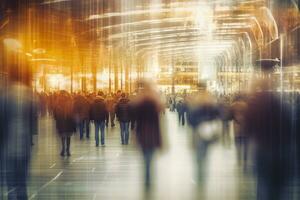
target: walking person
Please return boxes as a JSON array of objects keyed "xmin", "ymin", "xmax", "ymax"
[
  {"xmin": 132, "ymin": 80, "xmax": 163, "ymax": 188},
  {"xmin": 73, "ymin": 94, "xmax": 91, "ymax": 139},
  {"xmin": 187, "ymin": 88, "xmax": 221, "ymax": 183},
  {"xmin": 243, "ymin": 79, "xmax": 292, "ymax": 200},
  {"xmin": 53, "ymin": 91, "xmax": 76, "ymax": 156},
  {"xmin": 176, "ymin": 100, "xmax": 186, "ymax": 126},
  {"xmin": 1, "ymin": 56, "xmax": 38, "ymax": 199},
  {"xmin": 90, "ymin": 94, "xmax": 108, "ymax": 146},
  {"xmin": 106, "ymin": 93, "xmax": 116, "ymax": 127},
  {"xmin": 231, "ymin": 95, "xmax": 249, "ymax": 169},
  {"xmin": 116, "ymin": 93, "xmax": 131, "ymax": 145}
]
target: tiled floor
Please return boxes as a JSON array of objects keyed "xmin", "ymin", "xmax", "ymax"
[{"xmin": 2, "ymin": 111, "xmax": 257, "ymax": 200}]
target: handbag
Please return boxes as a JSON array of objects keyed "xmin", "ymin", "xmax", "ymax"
[{"xmin": 195, "ymin": 119, "xmax": 222, "ymax": 142}]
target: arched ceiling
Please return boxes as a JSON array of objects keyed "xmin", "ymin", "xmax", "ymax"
[
  {"xmin": 1, "ymin": 0, "xmax": 290, "ymax": 71},
  {"xmin": 37, "ymin": 0, "xmax": 276, "ymax": 68}
]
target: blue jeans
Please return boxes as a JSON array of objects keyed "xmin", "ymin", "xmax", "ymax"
[
  {"xmin": 79, "ymin": 121, "xmax": 84, "ymax": 139},
  {"xmin": 86, "ymin": 120, "xmax": 90, "ymax": 138},
  {"xmin": 120, "ymin": 122, "xmax": 130, "ymax": 144},
  {"xmin": 79, "ymin": 120, "xmax": 90, "ymax": 139},
  {"xmin": 95, "ymin": 121, "xmax": 105, "ymax": 145}
]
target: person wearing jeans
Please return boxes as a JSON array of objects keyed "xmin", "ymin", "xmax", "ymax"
[
  {"xmin": 90, "ymin": 94, "xmax": 108, "ymax": 147},
  {"xmin": 116, "ymin": 93, "xmax": 131, "ymax": 145},
  {"xmin": 78, "ymin": 119, "xmax": 90, "ymax": 139},
  {"xmin": 79, "ymin": 121, "xmax": 85, "ymax": 139},
  {"xmin": 120, "ymin": 121, "xmax": 130, "ymax": 144},
  {"xmin": 95, "ymin": 121, "xmax": 106, "ymax": 146}
]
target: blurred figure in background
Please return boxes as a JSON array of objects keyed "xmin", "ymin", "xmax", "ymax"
[
  {"xmin": 53, "ymin": 91, "xmax": 76, "ymax": 156},
  {"xmin": 218, "ymin": 96, "xmax": 232, "ymax": 146},
  {"xmin": 1, "ymin": 55, "xmax": 38, "ymax": 199},
  {"xmin": 106, "ymin": 93, "xmax": 116, "ymax": 127},
  {"xmin": 116, "ymin": 93, "xmax": 131, "ymax": 145},
  {"xmin": 129, "ymin": 92, "xmax": 137, "ymax": 130},
  {"xmin": 159, "ymin": 91, "xmax": 167, "ymax": 114},
  {"xmin": 0, "ymin": 86, "xmax": 5, "ymax": 199},
  {"xmin": 90, "ymin": 93, "xmax": 108, "ymax": 146},
  {"xmin": 294, "ymin": 94, "xmax": 300, "ymax": 183},
  {"xmin": 73, "ymin": 94, "xmax": 91, "ymax": 140},
  {"xmin": 38, "ymin": 92, "xmax": 48, "ymax": 118},
  {"xmin": 244, "ymin": 78, "xmax": 292, "ymax": 200},
  {"xmin": 187, "ymin": 86, "xmax": 221, "ymax": 182},
  {"xmin": 176, "ymin": 99, "xmax": 187, "ymax": 126},
  {"xmin": 231, "ymin": 94, "xmax": 248, "ymax": 170},
  {"xmin": 169, "ymin": 96, "xmax": 176, "ymax": 112},
  {"xmin": 132, "ymin": 80, "xmax": 163, "ymax": 188}
]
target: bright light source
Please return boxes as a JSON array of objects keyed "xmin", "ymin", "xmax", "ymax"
[
  {"xmin": 31, "ymin": 58, "xmax": 56, "ymax": 62},
  {"xmin": 97, "ymin": 70, "xmax": 110, "ymax": 82},
  {"xmin": 32, "ymin": 48, "xmax": 46, "ymax": 54},
  {"xmin": 3, "ymin": 38, "xmax": 22, "ymax": 52},
  {"xmin": 47, "ymin": 74, "xmax": 66, "ymax": 90}
]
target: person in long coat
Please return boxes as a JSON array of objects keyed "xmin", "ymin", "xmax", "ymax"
[
  {"xmin": 1, "ymin": 55, "xmax": 38, "ymax": 200},
  {"xmin": 243, "ymin": 79, "xmax": 292, "ymax": 200},
  {"xmin": 73, "ymin": 94, "xmax": 90, "ymax": 139},
  {"xmin": 53, "ymin": 91, "xmax": 76, "ymax": 156},
  {"xmin": 132, "ymin": 80, "xmax": 163, "ymax": 188}
]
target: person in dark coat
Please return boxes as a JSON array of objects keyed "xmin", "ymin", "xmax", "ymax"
[
  {"xmin": 132, "ymin": 80, "xmax": 163, "ymax": 188},
  {"xmin": 1, "ymin": 56, "xmax": 38, "ymax": 200},
  {"xmin": 73, "ymin": 94, "xmax": 90, "ymax": 139},
  {"xmin": 243, "ymin": 79, "xmax": 292, "ymax": 200},
  {"xmin": 0, "ymin": 85, "xmax": 5, "ymax": 200},
  {"xmin": 176, "ymin": 100, "xmax": 186, "ymax": 126},
  {"xmin": 231, "ymin": 95, "xmax": 248, "ymax": 168},
  {"xmin": 116, "ymin": 93, "xmax": 131, "ymax": 144},
  {"xmin": 187, "ymin": 90, "xmax": 221, "ymax": 182},
  {"xmin": 129, "ymin": 93, "xmax": 137, "ymax": 130},
  {"xmin": 90, "ymin": 95, "xmax": 108, "ymax": 146},
  {"xmin": 53, "ymin": 91, "xmax": 76, "ymax": 156}
]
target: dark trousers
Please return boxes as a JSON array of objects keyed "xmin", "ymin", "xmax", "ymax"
[
  {"xmin": 79, "ymin": 120, "xmax": 90, "ymax": 139},
  {"xmin": 109, "ymin": 112, "xmax": 115, "ymax": 126},
  {"xmin": 196, "ymin": 140, "xmax": 210, "ymax": 182},
  {"xmin": 256, "ymin": 152, "xmax": 287, "ymax": 200},
  {"xmin": 95, "ymin": 121, "xmax": 105, "ymax": 145},
  {"xmin": 222, "ymin": 121, "xmax": 230, "ymax": 146},
  {"xmin": 142, "ymin": 149, "xmax": 154, "ymax": 188},
  {"xmin": 85, "ymin": 120, "xmax": 90, "ymax": 138},
  {"xmin": 178, "ymin": 112, "xmax": 185, "ymax": 125},
  {"xmin": 120, "ymin": 122, "xmax": 130, "ymax": 144},
  {"xmin": 61, "ymin": 136, "xmax": 71, "ymax": 154},
  {"xmin": 130, "ymin": 119, "xmax": 135, "ymax": 130},
  {"xmin": 6, "ymin": 157, "xmax": 29, "ymax": 200},
  {"xmin": 235, "ymin": 136, "xmax": 248, "ymax": 166}
]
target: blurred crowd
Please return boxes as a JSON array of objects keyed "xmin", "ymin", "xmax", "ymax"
[{"xmin": 1, "ymin": 59, "xmax": 300, "ymax": 199}]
